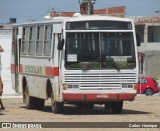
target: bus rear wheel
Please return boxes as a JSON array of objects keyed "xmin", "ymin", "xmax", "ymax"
[{"xmin": 51, "ymin": 94, "xmax": 63, "ymax": 114}]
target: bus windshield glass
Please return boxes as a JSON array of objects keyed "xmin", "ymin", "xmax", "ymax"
[
  {"xmin": 66, "ymin": 21, "xmax": 132, "ymax": 30},
  {"xmin": 65, "ymin": 32, "xmax": 136, "ymax": 70}
]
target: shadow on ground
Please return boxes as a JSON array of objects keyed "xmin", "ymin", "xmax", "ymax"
[{"xmin": 20, "ymin": 104, "xmax": 151, "ymax": 115}]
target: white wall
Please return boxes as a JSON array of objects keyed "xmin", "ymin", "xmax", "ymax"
[{"xmin": 0, "ymin": 34, "xmax": 15, "ymax": 94}]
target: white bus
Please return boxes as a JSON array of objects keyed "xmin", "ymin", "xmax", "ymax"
[{"xmin": 11, "ymin": 15, "xmax": 140, "ymax": 114}]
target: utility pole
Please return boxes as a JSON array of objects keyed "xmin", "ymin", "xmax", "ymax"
[{"xmin": 79, "ymin": 0, "xmax": 96, "ymax": 15}]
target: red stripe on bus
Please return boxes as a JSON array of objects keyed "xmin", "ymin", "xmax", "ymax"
[
  {"xmin": 63, "ymin": 93, "xmax": 136, "ymax": 102},
  {"xmin": 11, "ymin": 64, "xmax": 23, "ymax": 73},
  {"xmin": 19, "ymin": 64, "xmax": 23, "ymax": 72},
  {"xmin": 11, "ymin": 64, "xmax": 59, "ymax": 77},
  {"xmin": 54, "ymin": 67, "xmax": 59, "ymax": 76},
  {"xmin": 11, "ymin": 64, "xmax": 15, "ymax": 73},
  {"xmin": 45, "ymin": 67, "xmax": 60, "ymax": 76},
  {"xmin": 46, "ymin": 67, "xmax": 54, "ymax": 76}
]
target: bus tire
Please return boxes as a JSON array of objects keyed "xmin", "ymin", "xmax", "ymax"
[
  {"xmin": 76, "ymin": 103, "xmax": 85, "ymax": 109},
  {"xmin": 145, "ymin": 88, "xmax": 154, "ymax": 96},
  {"xmin": 35, "ymin": 98, "xmax": 45, "ymax": 110},
  {"xmin": 51, "ymin": 94, "xmax": 63, "ymax": 114},
  {"xmin": 111, "ymin": 101, "xmax": 123, "ymax": 114},
  {"xmin": 24, "ymin": 85, "xmax": 36, "ymax": 109},
  {"xmin": 85, "ymin": 103, "xmax": 94, "ymax": 109}
]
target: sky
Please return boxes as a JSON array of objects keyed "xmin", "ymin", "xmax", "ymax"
[{"xmin": 0, "ymin": 0, "xmax": 160, "ymax": 23}]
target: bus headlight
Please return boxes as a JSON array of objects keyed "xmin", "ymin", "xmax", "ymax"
[
  {"xmin": 122, "ymin": 84, "xmax": 134, "ymax": 88},
  {"xmin": 68, "ymin": 85, "xmax": 79, "ymax": 89},
  {"xmin": 122, "ymin": 84, "xmax": 127, "ymax": 88},
  {"xmin": 128, "ymin": 84, "xmax": 134, "ymax": 88}
]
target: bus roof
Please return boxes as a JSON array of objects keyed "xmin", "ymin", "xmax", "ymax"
[{"xmin": 12, "ymin": 15, "xmax": 133, "ymax": 27}]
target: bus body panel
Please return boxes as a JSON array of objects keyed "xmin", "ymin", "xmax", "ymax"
[{"xmin": 19, "ymin": 57, "xmax": 54, "ymax": 99}]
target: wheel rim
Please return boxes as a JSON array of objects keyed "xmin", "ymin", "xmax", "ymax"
[{"xmin": 145, "ymin": 89, "xmax": 153, "ymax": 96}]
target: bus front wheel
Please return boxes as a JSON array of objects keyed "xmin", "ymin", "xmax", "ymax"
[
  {"xmin": 111, "ymin": 101, "xmax": 123, "ymax": 114},
  {"xmin": 24, "ymin": 85, "xmax": 36, "ymax": 109},
  {"xmin": 51, "ymin": 94, "xmax": 63, "ymax": 114}
]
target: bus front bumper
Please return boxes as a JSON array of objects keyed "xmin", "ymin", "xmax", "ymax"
[{"xmin": 62, "ymin": 92, "xmax": 136, "ymax": 102}]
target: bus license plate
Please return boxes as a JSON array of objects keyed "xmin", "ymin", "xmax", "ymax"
[{"xmin": 97, "ymin": 94, "xmax": 109, "ymax": 99}]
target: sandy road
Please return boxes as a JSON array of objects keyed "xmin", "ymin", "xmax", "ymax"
[{"xmin": 0, "ymin": 95, "xmax": 160, "ymax": 130}]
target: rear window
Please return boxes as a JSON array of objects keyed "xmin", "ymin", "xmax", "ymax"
[
  {"xmin": 138, "ymin": 78, "xmax": 147, "ymax": 84},
  {"xmin": 153, "ymin": 79, "xmax": 158, "ymax": 84}
]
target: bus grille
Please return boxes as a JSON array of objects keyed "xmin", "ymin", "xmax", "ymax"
[{"xmin": 64, "ymin": 71, "xmax": 136, "ymax": 90}]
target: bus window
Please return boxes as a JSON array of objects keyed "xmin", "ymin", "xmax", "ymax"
[
  {"xmin": 12, "ymin": 28, "xmax": 18, "ymax": 55},
  {"xmin": 29, "ymin": 26, "xmax": 36, "ymax": 55},
  {"xmin": 36, "ymin": 26, "xmax": 44, "ymax": 56},
  {"xmin": 21, "ymin": 27, "xmax": 29, "ymax": 55},
  {"xmin": 44, "ymin": 25, "xmax": 52, "ymax": 56}
]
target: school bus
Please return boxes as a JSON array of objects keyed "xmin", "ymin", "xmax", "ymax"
[{"xmin": 11, "ymin": 15, "xmax": 139, "ymax": 114}]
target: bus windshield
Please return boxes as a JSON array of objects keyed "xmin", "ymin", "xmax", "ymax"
[{"xmin": 65, "ymin": 32, "xmax": 136, "ymax": 70}]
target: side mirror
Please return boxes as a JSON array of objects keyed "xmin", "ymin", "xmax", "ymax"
[
  {"xmin": 136, "ymin": 34, "xmax": 141, "ymax": 46},
  {"xmin": 57, "ymin": 39, "xmax": 64, "ymax": 50}
]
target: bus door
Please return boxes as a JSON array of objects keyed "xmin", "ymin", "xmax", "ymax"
[
  {"xmin": 14, "ymin": 27, "xmax": 22, "ymax": 93},
  {"xmin": 53, "ymin": 23, "xmax": 63, "ymax": 101}
]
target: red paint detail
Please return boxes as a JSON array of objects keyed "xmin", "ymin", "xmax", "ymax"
[
  {"xmin": 11, "ymin": 64, "xmax": 15, "ymax": 73},
  {"xmin": 54, "ymin": 67, "xmax": 59, "ymax": 76},
  {"xmin": 19, "ymin": 64, "xmax": 23, "ymax": 72},
  {"xmin": 11, "ymin": 64, "xmax": 57, "ymax": 77},
  {"xmin": 11, "ymin": 64, "xmax": 23, "ymax": 73},
  {"xmin": 63, "ymin": 93, "xmax": 136, "ymax": 102},
  {"xmin": 46, "ymin": 67, "xmax": 54, "ymax": 76}
]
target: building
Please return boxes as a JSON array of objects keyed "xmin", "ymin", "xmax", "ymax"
[
  {"xmin": 50, "ymin": 6, "xmax": 126, "ymax": 18},
  {"xmin": 131, "ymin": 16, "xmax": 160, "ymax": 79},
  {"xmin": 94, "ymin": 6, "xmax": 125, "ymax": 18},
  {"xmin": 0, "ymin": 23, "xmax": 15, "ymax": 94}
]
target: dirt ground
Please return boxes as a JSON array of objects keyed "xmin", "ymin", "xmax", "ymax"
[{"xmin": 0, "ymin": 95, "xmax": 160, "ymax": 131}]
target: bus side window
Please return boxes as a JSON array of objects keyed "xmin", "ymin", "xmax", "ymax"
[
  {"xmin": 12, "ymin": 28, "xmax": 18, "ymax": 55},
  {"xmin": 22, "ymin": 27, "xmax": 29, "ymax": 55},
  {"xmin": 36, "ymin": 26, "xmax": 44, "ymax": 56},
  {"xmin": 44, "ymin": 25, "xmax": 52, "ymax": 55},
  {"xmin": 29, "ymin": 26, "xmax": 36, "ymax": 55}
]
